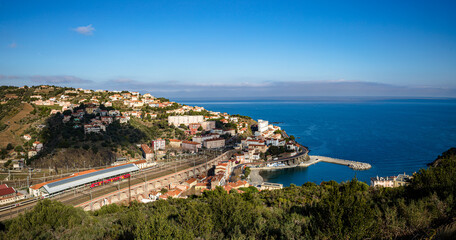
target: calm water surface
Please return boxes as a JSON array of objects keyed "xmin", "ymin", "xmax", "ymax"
[{"xmin": 181, "ymin": 98, "xmax": 456, "ymax": 186}]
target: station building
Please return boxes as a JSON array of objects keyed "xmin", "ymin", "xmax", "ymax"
[{"xmin": 29, "ymin": 163, "xmax": 140, "ymax": 197}]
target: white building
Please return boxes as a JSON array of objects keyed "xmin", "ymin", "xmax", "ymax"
[
  {"xmin": 23, "ymin": 134, "xmax": 32, "ymax": 141},
  {"xmin": 370, "ymin": 176, "xmax": 394, "ymax": 188},
  {"xmin": 203, "ymin": 138, "xmax": 225, "ymax": 149},
  {"xmin": 168, "ymin": 115, "xmax": 204, "ymax": 126},
  {"xmin": 151, "ymin": 139, "xmax": 166, "ymax": 151},
  {"xmin": 201, "ymin": 121, "xmax": 216, "ymax": 131},
  {"xmin": 182, "ymin": 141, "xmax": 201, "ymax": 153},
  {"xmin": 192, "ymin": 134, "xmax": 219, "ymax": 143},
  {"xmin": 84, "ymin": 124, "xmax": 106, "ymax": 134},
  {"xmin": 258, "ymin": 119, "xmax": 269, "ymax": 133},
  {"xmin": 33, "ymin": 141, "xmax": 43, "ymax": 151}
]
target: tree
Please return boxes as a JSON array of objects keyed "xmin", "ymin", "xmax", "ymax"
[
  {"xmin": 63, "ymin": 109, "xmax": 72, "ymax": 115},
  {"xmin": 15, "ymin": 145, "xmax": 24, "ymax": 152},
  {"xmin": 6, "ymin": 143, "xmax": 14, "ymax": 150},
  {"xmin": 3, "ymin": 159, "xmax": 12, "ymax": 168},
  {"xmin": 244, "ymin": 167, "xmax": 251, "ymax": 178},
  {"xmin": 92, "ymin": 146, "xmax": 98, "ymax": 154},
  {"xmin": 0, "ymin": 148, "xmax": 7, "ymax": 159}
]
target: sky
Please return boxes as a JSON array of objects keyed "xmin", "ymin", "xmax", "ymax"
[{"xmin": 1, "ymin": 0, "xmax": 456, "ymax": 99}]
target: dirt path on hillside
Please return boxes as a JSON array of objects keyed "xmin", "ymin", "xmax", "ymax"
[{"xmin": 0, "ymin": 103, "xmax": 34, "ymax": 148}]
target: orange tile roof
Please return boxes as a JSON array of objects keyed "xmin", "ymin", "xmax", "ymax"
[
  {"xmin": 141, "ymin": 144, "xmax": 153, "ymax": 154},
  {"xmin": 185, "ymin": 178, "xmax": 197, "ymax": 184},
  {"xmin": 182, "ymin": 141, "xmax": 200, "ymax": 145},
  {"xmin": 167, "ymin": 189, "xmax": 183, "ymax": 196},
  {"xmin": 226, "ymin": 180, "xmax": 249, "ymax": 189}
]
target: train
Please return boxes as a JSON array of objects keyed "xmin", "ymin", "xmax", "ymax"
[{"xmin": 90, "ymin": 173, "xmax": 131, "ymax": 188}]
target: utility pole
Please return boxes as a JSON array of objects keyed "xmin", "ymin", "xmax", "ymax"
[
  {"xmin": 128, "ymin": 175, "xmax": 131, "ymax": 205},
  {"xmin": 193, "ymin": 158, "xmax": 196, "ymax": 176},
  {"xmin": 144, "ymin": 172, "xmax": 147, "ymax": 192}
]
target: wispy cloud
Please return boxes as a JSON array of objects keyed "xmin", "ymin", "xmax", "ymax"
[
  {"xmin": 8, "ymin": 42, "xmax": 17, "ymax": 48},
  {"xmin": 0, "ymin": 75, "xmax": 20, "ymax": 80},
  {"xmin": 102, "ymin": 79, "xmax": 456, "ymax": 98},
  {"xmin": 1, "ymin": 74, "xmax": 455, "ymax": 98},
  {"xmin": 73, "ymin": 24, "xmax": 95, "ymax": 35},
  {"xmin": 111, "ymin": 78, "xmax": 138, "ymax": 84},
  {"xmin": 30, "ymin": 75, "xmax": 92, "ymax": 84}
]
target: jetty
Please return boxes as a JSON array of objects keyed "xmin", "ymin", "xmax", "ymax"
[{"xmin": 309, "ymin": 155, "xmax": 371, "ymax": 170}]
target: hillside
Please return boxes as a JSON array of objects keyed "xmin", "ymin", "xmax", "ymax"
[
  {"xmin": 0, "ymin": 103, "xmax": 34, "ymax": 148},
  {"xmin": 0, "ymin": 85, "xmax": 256, "ymax": 170},
  {"xmin": 1, "ymin": 149, "xmax": 455, "ymax": 239},
  {"xmin": 428, "ymin": 147, "xmax": 456, "ymax": 167}
]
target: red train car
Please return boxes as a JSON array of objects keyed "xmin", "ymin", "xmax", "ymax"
[{"xmin": 90, "ymin": 173, "xmax": 131, "ymax": 188}]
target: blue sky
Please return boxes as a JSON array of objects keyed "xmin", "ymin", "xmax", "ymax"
[{"xmin": 1, "ymin": 0, "xmax": 456, "ymax": 98}]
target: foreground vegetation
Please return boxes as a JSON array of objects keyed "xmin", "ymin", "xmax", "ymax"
[{"xmin": 1, "ymin": 148, "xmax": 456, "ymax": 239}]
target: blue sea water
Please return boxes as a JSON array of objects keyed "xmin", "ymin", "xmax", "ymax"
[{"xmin": 180, "ymin": 98, "xmax": 456, "ymax": 186}]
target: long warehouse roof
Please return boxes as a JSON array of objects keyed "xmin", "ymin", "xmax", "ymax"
[{"xmin": 42, "ymin": 164, "xmax": 139, "ymax": 194}]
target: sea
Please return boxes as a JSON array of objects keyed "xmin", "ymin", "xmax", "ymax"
[{"xmin": 180, "ymin": 98, "xmax": 456, "ymax": 186}]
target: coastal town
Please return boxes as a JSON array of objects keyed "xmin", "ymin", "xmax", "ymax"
[
  {"xmin": 0, "ymin": 85, "xmax": 411, "ymax": 214},
  {"xmin": 1, "ymin": 2, "xmax": 454, "ymax": 238}
]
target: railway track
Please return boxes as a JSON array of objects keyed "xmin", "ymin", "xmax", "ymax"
[{"xmin": 0, "ymin": 153, "xmax": 226, "ymax": 221}]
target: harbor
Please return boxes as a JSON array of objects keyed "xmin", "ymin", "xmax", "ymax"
[
  {"xmin": 248, "ymin": 155, "xmax": 372, "ymax": 186},
  {"xmin": 250, "ymin": 155, "xmax": 371, "ymax": 171}
]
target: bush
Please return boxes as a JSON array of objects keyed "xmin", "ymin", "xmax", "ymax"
[
  {"xmin": 244, "ymin": 167, "xmax": 251, "ymax": 178},
  {"xmin": 3, "ymin": 159, "xmax": 12, "ymax": 168},
  {"xmin": 6, "ymin": 143, "xmax": 14, "ymax": 150},
  {"xmin": 14, "ymin": 145, "xmax": 24, "ymax": 152}
]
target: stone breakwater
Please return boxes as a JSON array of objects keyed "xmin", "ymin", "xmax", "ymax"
[
  {"xmin": 347, "ymin": 162, "xmax": 371, "ymax": 170},
  {"xmin": 310, "ymin": 156, "xmax": 372, "ymax": 170}
]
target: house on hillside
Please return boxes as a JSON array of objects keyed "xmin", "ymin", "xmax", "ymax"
[
  {"xmin": 141, "ymin": 144, "xmax": 154, "ymax": 160},
  {"xmin": 169, "ymin": 139, "xmax": 182, "ymax": 148},
  {"xmin": 203, "ymin": 138, "xmax": 225, "ymax": 149},
  {"xmin": 23, "ymin": 134, "xmax": 32, "ymax": 141},
  {"xmin": 182, "ymin": 141, "xmax": 201, "ymax": 153},
  {"xmin": 0, "ymin": 184, "xmax": 25, "ymax": 205},
  {"xmin": 151, "ymin": 139, "xmax": 166, "ymax": 151}
]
